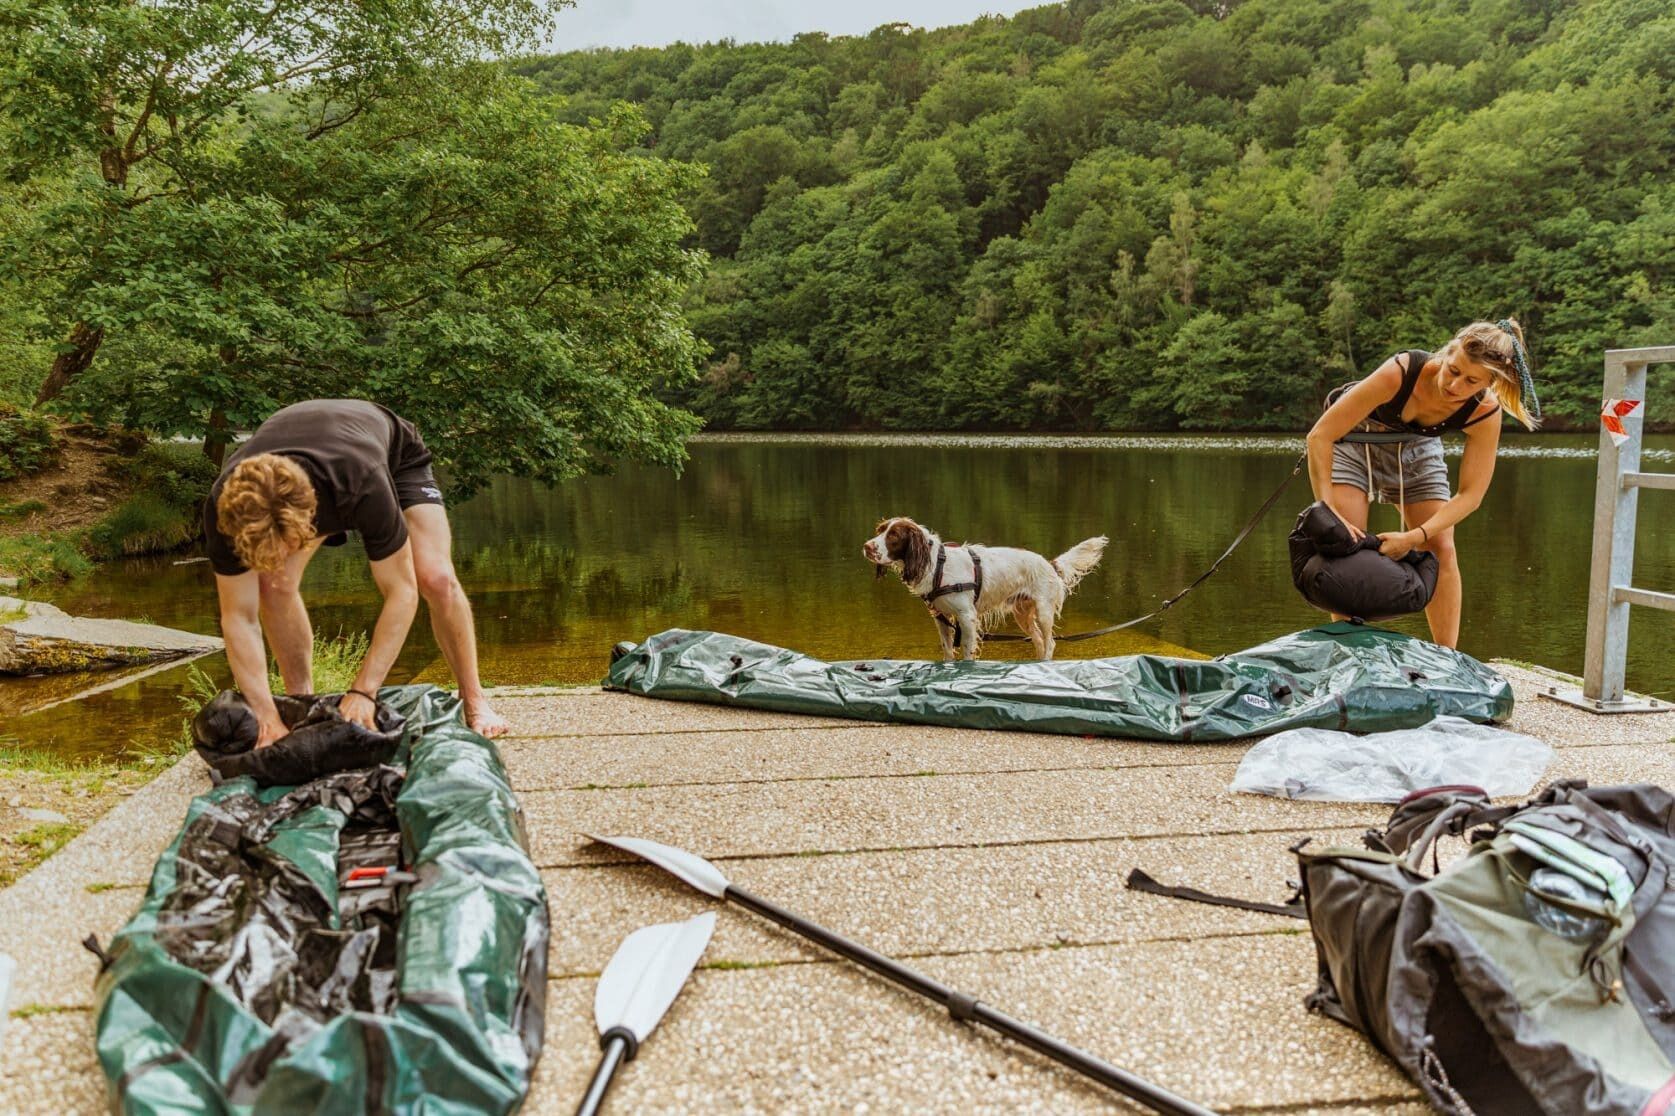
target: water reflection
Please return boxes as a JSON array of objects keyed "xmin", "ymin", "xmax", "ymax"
[{"xmin": 13, "ymin": 433, "xmax": 1675, "ymax": 759}]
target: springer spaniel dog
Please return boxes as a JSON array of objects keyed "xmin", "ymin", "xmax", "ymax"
[{"xmin": 864, "ymin": 516, "xmax": 1108, "ymax": 661}]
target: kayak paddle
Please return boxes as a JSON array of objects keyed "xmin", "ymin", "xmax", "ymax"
[
  {"xmin": 575, "ymin": 911, "xmax": 717, "ymax": 1116},
  {"xmin": 586, "ymin": 834, "xmax": 1216, "ymax": 1116}
]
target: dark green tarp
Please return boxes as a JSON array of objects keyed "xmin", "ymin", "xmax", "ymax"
[
  {"xmin": 94, "ymin": 686, "xmax": 548, "ymax": 1114},
  {"xmin": 604, "ymin": 623, "xmax": 1513, "ymax": 741}
]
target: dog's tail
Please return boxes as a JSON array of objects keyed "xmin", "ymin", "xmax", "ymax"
[{"xmin": 1052, "ymin": 536, "xmax": 1108, "ymax": 592}]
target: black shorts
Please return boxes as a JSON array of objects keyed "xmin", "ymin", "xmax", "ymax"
[
  {"xmin": 391, "ymin": 417, "xmax": 444, "ymax": 510},
  {"xmin": 318, "ymin": 418, "xmax": 441, "ymax": 553}
]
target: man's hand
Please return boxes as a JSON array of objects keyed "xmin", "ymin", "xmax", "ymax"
[
  {"xmin": 339, "ymin": 690, "xmax": 379, "ymax": 730},
  {"xmin": 256, "ymin": 714, "xmax": 290, "ymax": 750},
  {"xmin": 1377, "ymin": 530, "xmax": 1419, "ymax": 560}
]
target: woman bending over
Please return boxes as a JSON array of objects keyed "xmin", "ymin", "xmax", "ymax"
[{"xmin": 1306, "ymin": 319, "xmax": 1540, "ymax": 648}]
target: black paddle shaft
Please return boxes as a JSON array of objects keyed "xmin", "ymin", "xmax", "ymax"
[
  {"xmin": 724, "ymin": 885, "xmax": 1219, "ymax": 1116},
  {"xmin": 574, "ymin": 1033, "xmax": 631, "ymax": 1116}
]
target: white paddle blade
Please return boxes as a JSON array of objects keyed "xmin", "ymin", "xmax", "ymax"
[
  {"xmin": 594, "ymin": 912, "xmax": 718, "ymax": 1043},
  {"xmin": 587, "ymin": 834, "xmax": 731, "ymax": 898}
]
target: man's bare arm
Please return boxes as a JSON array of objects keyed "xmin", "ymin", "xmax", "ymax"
[
  {"xmin": 215, "ymin": 572, "xmax": 289, "ymax": 748},
  {"xmin": 338, "ymin": 543, "xmax": 420, "ymax": 729}
]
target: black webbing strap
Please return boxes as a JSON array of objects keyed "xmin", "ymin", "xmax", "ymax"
[
  {"xmin": 925, "ymin": 545, "xmax": 981, "ymax": 603},
  {"xmin": 1125, "ymin": 868, "xmax": 1306, "ymax": 919},
  {"xmin": 927, "ymin": 546, "xmax": 984, "ymax": 649},
  {"xmin": 986, "ymin": 451, "xmax": 1307, "ymax": 643}
]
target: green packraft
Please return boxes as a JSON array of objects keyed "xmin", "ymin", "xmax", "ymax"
[
  {"xmin": 605, "ymin": 623, "xmax": 1513, "ymax": 741},
  {"xmin": 91, "ymin": 686, "xmax": 549, "ymax": 1114},
  {"xmin": 1298, "ymin": 782, "xmax": 1675, "ymax": 1114}
]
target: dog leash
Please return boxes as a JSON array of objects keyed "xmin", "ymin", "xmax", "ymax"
[{"xmin": 981, "ymin": 452, "xmax": 1307, "ymax": 644}]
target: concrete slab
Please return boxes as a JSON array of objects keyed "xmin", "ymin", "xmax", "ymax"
[
  {"xmin": 528, "ymin": 933, "xmax": 1415, "ymax": 1114},
  {"xmin": 0, "ymin": 594, "xmax": 221, "ymax": 674},
  {"xmin": 522, "ymin": 765, "xmax": 1381, "ymax": 867},
  {"xmin": 5, "ymin": 658, "xmax": 1645, "ymax": 1113},
  {"xmin": 1543, "ymin": 743, "xmax": 1675, "ymax": 786},
  {"xmin": 0, "ymin": 887, "xmax": 143, "ymax": 1009},
  {"xmin": 499, "ymin": 725, "xmax": 1244, "ymax": 791},
  {"xmin": 497, "ymin": 691, "xmax": 854, "ymax": 737},
  {"xmin": 1499, "ymin": 665, "xmax": 1675, "ymax": 747},
  {"xmin": 542, "ymin": 830, "xmax": 1346, "ymax": 978},
  {"xmin": 0, "ymin": 1010, "xmax": 103, "ymax": 1114}
]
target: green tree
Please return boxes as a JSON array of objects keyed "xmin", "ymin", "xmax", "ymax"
[
  {"xmin": 3, "ymin": 0, "xmax": 556, "ymax": 411},
  {"xmin": 4, "ymin": 0, "xmax": 707, "ymax": 488}
]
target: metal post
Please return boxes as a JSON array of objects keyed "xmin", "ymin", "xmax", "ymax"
[
  {"xmin": 1582, "ymin": 353, "xmax": 1640, "ymax": 702},
  {"xmin": 1548, "ymin": 346, "xmax": 1675, "ymax": 713}
]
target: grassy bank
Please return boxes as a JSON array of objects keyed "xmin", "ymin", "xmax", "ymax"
[
  {"xmin": 0, "ymin": 741, "xmax": 157, "ymax": 887},
  {"xmin": 0, "ymin": 412, "xmax": 217, "ymax": 586}
]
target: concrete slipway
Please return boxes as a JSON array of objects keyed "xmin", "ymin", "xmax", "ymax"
[{"xmin": 2, "ymin": 663, "xmax": 1671, "ymax": 1114}]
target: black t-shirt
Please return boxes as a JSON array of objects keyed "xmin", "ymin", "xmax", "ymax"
[{"xmin": 204, "ymin": 400, "xmax": 425, "ymax": 576}]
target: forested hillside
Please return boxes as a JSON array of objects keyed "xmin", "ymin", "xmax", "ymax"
[{"xmin": 518, "ymin": 0, "xmax": 1675, "ymax": 431}]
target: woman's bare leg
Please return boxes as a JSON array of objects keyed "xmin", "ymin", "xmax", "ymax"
[
  {"xmin": 1330, "ymin": 484, "xmax": 1371, "ymax": 533},
  {"xmin": 1325, "ymin": 485, "xmax": 1371, "ymax": 622},
  {"xmin": 1402, "ymin": 498, "xmax": 1458, "ymax": 648}
]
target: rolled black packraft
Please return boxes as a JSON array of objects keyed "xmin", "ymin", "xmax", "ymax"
[
  {"xmin": 192, "ymin": 690, "xmax": 405, "ymax": 786},
  {"xmin": 1289, "ymin": 501, "xmax": 1439, "ymax": 621}
]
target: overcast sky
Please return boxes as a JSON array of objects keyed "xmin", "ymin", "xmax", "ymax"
[{"xmin": 544, "ymin": 1, "xmax": 1051, "ymax": 52}]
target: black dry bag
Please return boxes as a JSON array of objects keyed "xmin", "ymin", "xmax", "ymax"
[
  {"xmin": 1289, "ymin": 502, "xmax": 1438, "ymax": 621},
  {"xmin": 192, "ymin": 689, "xmax": 405, "ymax": 786}
]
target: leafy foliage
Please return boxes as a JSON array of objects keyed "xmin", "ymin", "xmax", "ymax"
[
  {"xmin": 518, "ymin": 0, "xmax": 1675, "ymax": 431},
  {"xmin": 2, "ymin": 0, "xmax": 705, "ymax": 492},
  {"xmin": 0, "ymin": 403, "xmax": 58, "ymax": 480}
]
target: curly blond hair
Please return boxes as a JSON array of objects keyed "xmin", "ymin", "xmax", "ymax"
[
  {"xmin": 1444, "ymin": 318, "xmax": 1541, "ymax": 430},
  {"xmin": 216, "ymin": 453, "xmax": 317, "ymax": 572}
]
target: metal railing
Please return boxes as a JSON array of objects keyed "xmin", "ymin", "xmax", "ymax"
[{"xmin": 1549, "ymin": 346, "xmax": 1675, "ymax": 713}]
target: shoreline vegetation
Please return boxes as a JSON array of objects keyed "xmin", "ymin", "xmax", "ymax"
[
  {"xmin": 0, "ymin": 630, "xmax": 367, "ymax": 886},
  {"xmin": 518, "ymin": 0, "xmax": 1674, "ymax": 435},
  {"xmin": 0, "ymin": 407, "xmax": 216, "ymax": 587}
]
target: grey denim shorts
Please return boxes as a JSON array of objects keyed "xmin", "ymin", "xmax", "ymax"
[{"xmin": 1330, "ymin": 425, "xmax": 1451, "ymax": 505}]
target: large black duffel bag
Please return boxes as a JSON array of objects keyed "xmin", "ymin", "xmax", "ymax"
[
  {"xmin": 1289, "ymin": 501, "xmax": 1439, "ymax": 621},
  {"xmin": 1298, "ymin": 782, "xmax": 1675, "ymax": 1115}
]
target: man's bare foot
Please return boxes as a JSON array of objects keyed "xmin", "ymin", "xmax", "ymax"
[{"xmin": 467, "ymin": 701, "xmax": 510, "ymax": 738}]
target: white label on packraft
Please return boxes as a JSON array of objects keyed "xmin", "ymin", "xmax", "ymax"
[{"xmin": 1241, "ymin": 694, "xmax": 1273, "ymax": 710}]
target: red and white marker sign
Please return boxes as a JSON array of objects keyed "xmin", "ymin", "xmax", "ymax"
[{"xmin": 1602, "ymin": 398, "xmax": 1641, "ymax": 447}]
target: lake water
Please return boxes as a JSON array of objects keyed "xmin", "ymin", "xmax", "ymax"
[{"xmin": 11, "ymin": 432, "xmax": 1675, "ymax": 759}]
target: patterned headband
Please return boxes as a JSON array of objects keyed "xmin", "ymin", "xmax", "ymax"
[{"xmin": 1496, "ymin": 318, "xmax": 1540, "ymax": 421}]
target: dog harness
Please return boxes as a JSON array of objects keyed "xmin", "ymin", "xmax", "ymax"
[{"xmin": 922, "ymin": 544, "xmax": 983, "ymax": 646}]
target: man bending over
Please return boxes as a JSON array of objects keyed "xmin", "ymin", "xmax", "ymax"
[{"xmin": 205, "ymin": 399, "xmax": 509, "ymax": 745}]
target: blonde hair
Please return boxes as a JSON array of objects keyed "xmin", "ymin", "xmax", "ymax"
[
  {"xmin": 1443, "ymin": 318, "xmax": 1541, "ymax": 430},
  {"xmin": 216, "ymin": 453, "xmax": 317, "ymax": 572}
]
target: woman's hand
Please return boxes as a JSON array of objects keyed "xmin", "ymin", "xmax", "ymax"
[
  {"xmin": 1377, "ymin": 530, "xmax": 1419, "ymax": 560},
  {"xmin": 1328, "ymin": 505, "xmax": 1367, "ymax": 542}
]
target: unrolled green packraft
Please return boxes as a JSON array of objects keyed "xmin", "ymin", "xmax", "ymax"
[
  {"xmin": 605, "ymin": 622, "xmax": 1512, "ymax": 741},
  {"xmin": 92, "ymin": 686, "xmax": 549, "ymax": 1114}
]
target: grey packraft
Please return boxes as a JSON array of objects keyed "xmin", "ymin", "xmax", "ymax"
[{"xmin": 1298, "ymin": 781, "xmax": 1675, "ymax": 1115}]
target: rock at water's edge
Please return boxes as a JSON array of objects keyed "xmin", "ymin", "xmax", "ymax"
[{"xmin": 0, "ymin": 596, "xmax": 221, "ymax": 675}]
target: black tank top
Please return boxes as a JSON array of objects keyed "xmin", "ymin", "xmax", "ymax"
[{"xmin": 1368, "ymin": 350, "xmax": 1488, "ymax": 437}]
